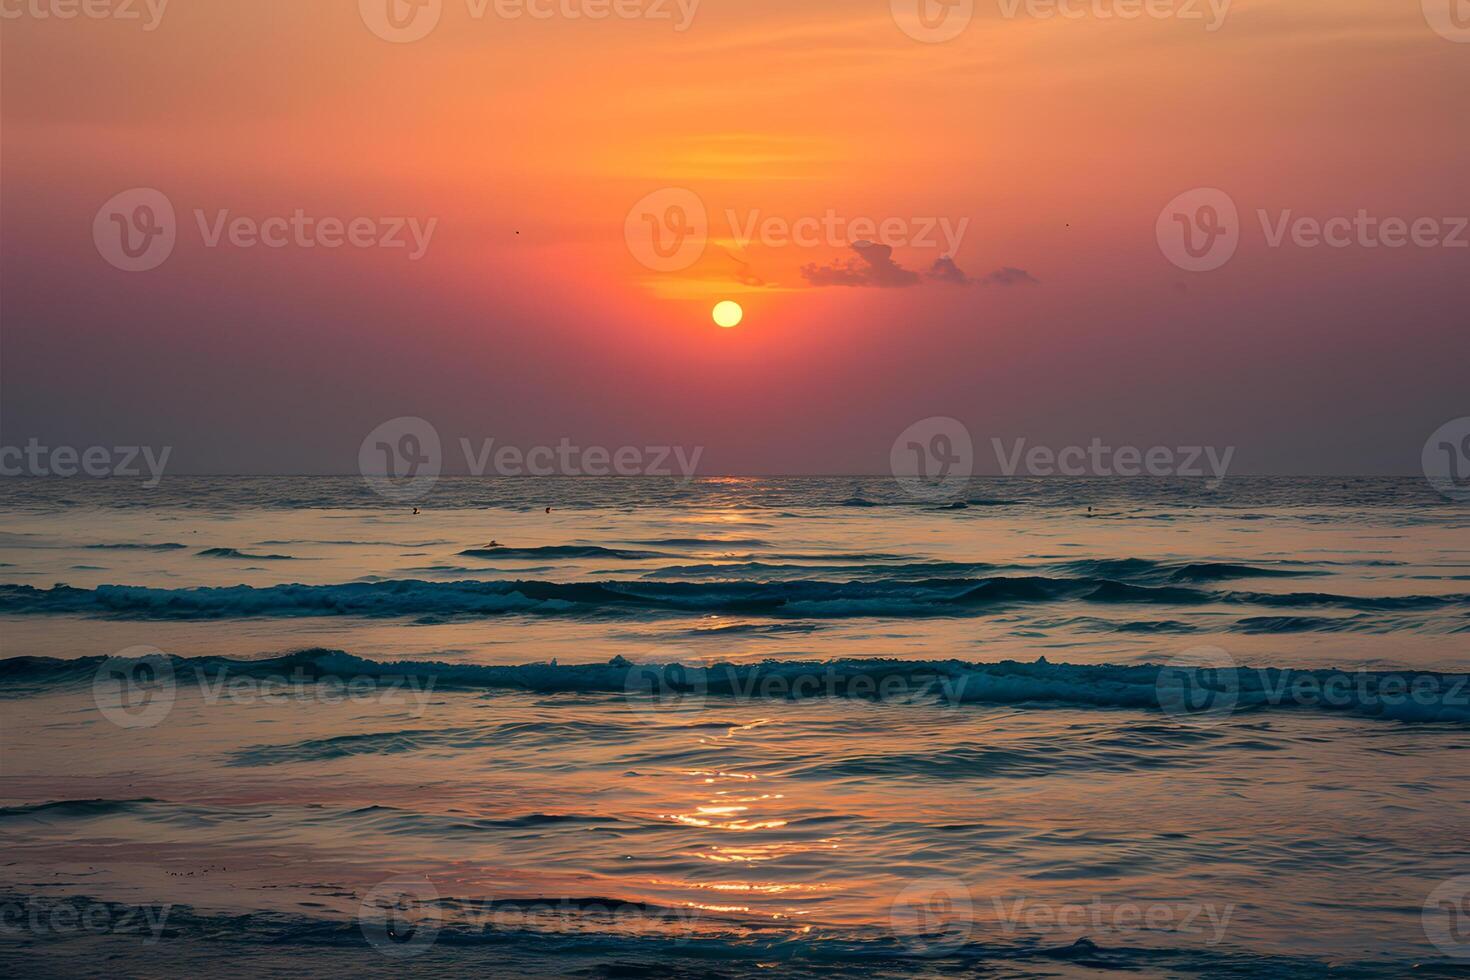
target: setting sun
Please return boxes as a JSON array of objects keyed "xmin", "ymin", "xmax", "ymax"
[{"xmin": 712, "ymin": 301, "xmax": 743, "ymax": 328}]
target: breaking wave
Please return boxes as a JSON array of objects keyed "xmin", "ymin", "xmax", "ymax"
[
  {"xmin": 4, "ymin": 649, "xmax": 1467, "ymax": 724},
  {"xmin": 0, "ymin": 575, "xmax": 1462, "ymax": 626}
]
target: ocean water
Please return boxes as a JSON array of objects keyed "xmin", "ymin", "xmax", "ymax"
[{"xmin": 1, "ymin": 476, "xmax": 1467, "ymax": 977}]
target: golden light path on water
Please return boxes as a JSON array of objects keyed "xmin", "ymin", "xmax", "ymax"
[{"xmin": 0, "ymin": 478, "xmax": 1465, "ymax": 970}]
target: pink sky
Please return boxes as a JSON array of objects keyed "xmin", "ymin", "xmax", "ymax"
[{"xmin": 1, "ymin": 0, "xmax": 1466, "ymax": 474}]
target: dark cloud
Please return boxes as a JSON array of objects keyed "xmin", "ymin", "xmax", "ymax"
[
  {"xmin": 980, "ymin": 266, "xmax": 1039, "ymax": 287},
  {"xmin": 801, "ymin": 241, "xmax": 921, "ymax": 288},
  {"xmin": 926, "ymin": 258, "xmax": 1040, "ymax": 287},
  {"xmin": 803, "ymin": 245, "xmax": 1040, "ymax": 290},
  {"xmin": 927, "ymin": 256, "xmax": 969, "ymax": 284}
]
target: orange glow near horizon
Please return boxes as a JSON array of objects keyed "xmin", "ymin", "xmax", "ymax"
[{"xmin": 3, "ymin": 0, "xmax": 1465, "ymax": 475}]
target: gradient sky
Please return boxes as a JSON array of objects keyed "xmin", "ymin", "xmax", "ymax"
[{"xmin": 1, "ymin": 0, "xmax": 1466, "ymax": 474}]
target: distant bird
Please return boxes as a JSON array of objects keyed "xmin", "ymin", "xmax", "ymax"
[
  {"xmin": 545, "ymin": 506, "xmax": 552, "ymax": 514},
  {"xmin": 412, "ymin": 507, "xmax": 420, "ymax": 515}
]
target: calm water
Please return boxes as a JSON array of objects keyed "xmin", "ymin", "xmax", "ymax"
[{"xmin": 1, "ymin": 476, "xmax": 1467, "ymax": 977}]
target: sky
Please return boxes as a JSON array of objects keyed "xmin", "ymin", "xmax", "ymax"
[{"xmin": 1, "ymin": 0, "xmax": 1466, "ymax": 475}]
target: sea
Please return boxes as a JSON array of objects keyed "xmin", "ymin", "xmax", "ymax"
[{"xmin": 0, "ymin": 476, "xmax": 1467, "ymax": 978}]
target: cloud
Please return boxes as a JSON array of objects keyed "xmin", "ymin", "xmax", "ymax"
[
  {"xmin": 801, "ymin": 241, "xmax": 921, "ymax": 288},
  {"xmin": 927, "ymin": 256, "xmax": 969, "ymax": 284},
  {"xmin": 927, "ymin": 257, "xmax": 1040, "ymax": 287},
  {"xmin": 980, "ymin": 265, "xmax": 1039, "ymax": 287},
  {"xmin": 802, "ymin": 245, "xmax": 1040, "ymax": 289}
]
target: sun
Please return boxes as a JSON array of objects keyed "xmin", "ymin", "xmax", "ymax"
[{"xmin": 712, "ymin": 300, "xmax": 743, "ymax": 328}]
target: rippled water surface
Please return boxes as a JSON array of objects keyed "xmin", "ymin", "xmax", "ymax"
[{"xmin": 1, "ymin": 477, "xmax": 1467, "ymax": 977}]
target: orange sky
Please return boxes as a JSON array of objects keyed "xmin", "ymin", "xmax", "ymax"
[{"xmin": 1, "ymin": 0, "xmax": 1466, "ymax": 472}]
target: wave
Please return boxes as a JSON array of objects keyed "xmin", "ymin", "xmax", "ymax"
[
  {"xmin": 642, "ymin": 560, "xmax": 1002, "ymax": 581},
  {"xmin": 0, "ymin": 889, "xmax": 1404, "ymax": 979},
  {"xmin": 85, "ymin": 543, "xmax": 187, "ymax": 552},
  {"xmin": 1063, "ymin": 617, "xmax": 1199, "ymax": 634},
  {"xmin": 930, "ymin": 499, "xmax": 1023, "ymax": 510},
  {"xmin": 1233, "ymin": 615, "xmax": 1367, "ymax": 634},
  {"xmin": 0, "ymin": 577, "xmax": 1463, "ymax": 624},
  {"xmin": 255, "ymin": 539, "xmax": 452, "ymax": 547},
  {"xmin": 0, "ymin": 798, "xmax": 157, "ymax": 819},
  {"xmin": 227, "ymin": 728, "xmax": 491, "ymax": 766},
  {"xmin": 1081, "ymin": 581, "xmax": 1217, "ymax": 604},
  {"xmin": 641, "ymin": 556, "xmax": 1331, "ymax": 585},
  {"xmin": 460, "ymin": 545, "xmax": 669, "ymax": 560},
  {"xmin": 1168, "ymin": 563, "xmax": 1316, "ymax": 583},
  {"xmin": 1054, "ymin": 558, "xmax": 1318, "ymax": 585},
  {"xmin": 628, "ymin": 537, "xmax": 772, "ymax": 548},
  {"xmin": 4, "ymin": 650, "xmax": 1467, "ymax": 725},
  {"xmin": 197, "ymin": 547, "xmax": 296, "ymax": 561}
]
